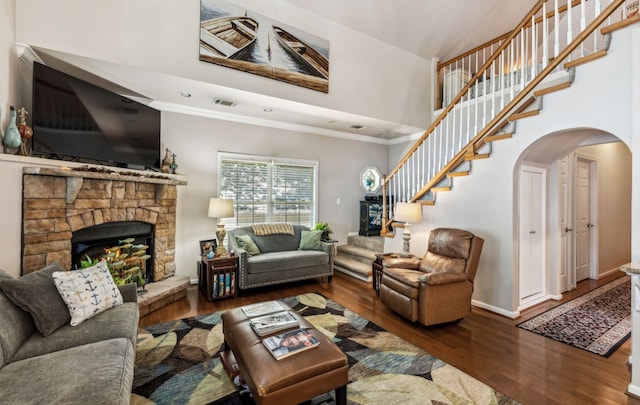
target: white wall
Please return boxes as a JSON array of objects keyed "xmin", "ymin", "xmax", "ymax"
[
  {"xmin": 162, "ymin": 111, "xmax": 387, "ymax": 280},
  {"xmin": 14, "ymin": 0, "xmax": 431, "ymax": 129},
  {"xmin": 0, "ymin": 0, "xmax": 17, "ymax": 134}
]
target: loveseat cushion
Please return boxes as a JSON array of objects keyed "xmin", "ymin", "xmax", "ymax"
[
  {"xmin": 298, "ymin": 230, "xmax": 323, "ymax": 250},
  {"xmin": 247, "ymin": 251, "xmax": 328, "ymax": 274},
  {"xmin": 0, "ymin": 263, "xmax": 71, "ymax": 336},
  {"xmin": 53, "ymin": 261, "xmax": 123, "ymax": 326},
  {"xmin": 0, "ymin": 271, "xmax": 36, "ymax": 368},
  {"xmin": 0, "ymin": 337, "xmax": 135, "ymax": 405},
  {"xmin": 230, "ymin": 225, "xmax": 308, "ymax": 253},
  {"xmin": 10, "ymin": 302, "xmax": 139, "ymax": 363}
]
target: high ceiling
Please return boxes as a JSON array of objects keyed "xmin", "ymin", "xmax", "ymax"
[{"xmin": 31, "ymin": 0, "xmax": 539, "ymax": 144}]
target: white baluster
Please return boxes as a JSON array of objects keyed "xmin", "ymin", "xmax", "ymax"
[
  {"xmin": 474, "ymin": 49, "xmax": 479, "ymax": 137},
  {"xmin": 532, "ymin": 13, "xmax": 537, "ymax": 80},
  {"xmin": 555, "ymin": 0, "xmax": 560, "ymax": 58},
  {"xmin": 467, "ymin": 51, "xmax": 472, "ymax": 144},
  {"xmin": 580, "ymin": 0, "xmax": 586, "ymax": 57},
  {"xmin": 543, "ymin": 2, "xmax": 548, "ymax": 69},
  {"xmin": 594, "ymin": 0, "xmax": 601, "ymax": 51}
]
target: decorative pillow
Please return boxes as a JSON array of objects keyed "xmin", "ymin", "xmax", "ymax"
[
  {"xmin": 235, "ymin": 235, "xmax": 261, "ymax": 256},
  {"xmin": 52, "ymin": 261, "xmax": 123, "ymax": 326},
  {"xmin": 298, "ymin": 230, "xmax": 323, "ymax": 251},
  {"xmin": 0, "ymin": 263, "xmax": 71, "ymax": 336}
]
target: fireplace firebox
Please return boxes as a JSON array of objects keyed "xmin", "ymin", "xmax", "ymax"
[{"xmin": 71, "ymin": 221, "xmax": 155, "ymax": 284}]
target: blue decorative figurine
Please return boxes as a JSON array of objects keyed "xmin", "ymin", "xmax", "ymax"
[{"xmin": 4, "ymin": 106, "xmax": 22, "ymax": 150}]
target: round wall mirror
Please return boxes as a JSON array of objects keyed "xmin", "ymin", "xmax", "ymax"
[{"xmin": 360, "ymin": 166, "xmax": 382, "ymax": 194}]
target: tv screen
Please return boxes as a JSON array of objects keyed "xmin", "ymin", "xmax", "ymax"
[{"xmin": 32, "ymin": 62, "xmax": 161, "ymax": 170}]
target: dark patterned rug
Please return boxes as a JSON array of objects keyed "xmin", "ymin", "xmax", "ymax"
[
  {"xmin": 517, "ymin": 275, "xmax": 630, "ymax": 357},
  {"xmin": 132, "ymin": 293, "xmax": 519, "ymax": 404}
]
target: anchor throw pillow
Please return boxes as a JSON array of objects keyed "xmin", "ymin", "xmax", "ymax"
[{"xmin": 53, "ymin": 261, "xmax": 123, "ymax": 326}]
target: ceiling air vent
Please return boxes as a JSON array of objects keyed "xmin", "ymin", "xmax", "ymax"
[
  {"xmin": 212, "ymin": 98, "xmax": 237, "ymax": 107},
  {"xmin": 348, "ymin": 124, "xmax": 367, "ymax": 130}
]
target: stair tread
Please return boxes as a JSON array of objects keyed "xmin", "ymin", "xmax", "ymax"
[
  {"xmin": 336, "ymin": 244, "xmax": 380, "ymax": 260},
  {"xmin": 346, "ymin": 235, "xmax": 384, "ymax": 251},
  {"xmin": 333, "ymin": 257, "xmax": 372, "ymax": 282}
]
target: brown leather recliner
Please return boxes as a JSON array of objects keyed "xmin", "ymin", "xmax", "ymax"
[{"xmin": 380, "ymin": 227, "xmax": 484, "ymax": 326}]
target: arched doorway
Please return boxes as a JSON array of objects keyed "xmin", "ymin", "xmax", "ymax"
[{"xmin": 514, "ymin": 129, "xmax": 631, "ymax": 310}]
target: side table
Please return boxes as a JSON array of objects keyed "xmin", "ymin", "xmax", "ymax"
[
  {"xmin": 199, "ymin": 255, "xmax": 239, "ymax": 301},
  {"xmin": 372, "ymin": 254, "xmax": 388, "ymax": 293},
  {"xmin": 372, "ymin": 253, "xmax": 417, "ymax": 294}
]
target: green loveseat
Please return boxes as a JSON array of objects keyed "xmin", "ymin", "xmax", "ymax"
[{"xmin": 228, "ymin": 224, "xmax": 334, "ymax": 290}]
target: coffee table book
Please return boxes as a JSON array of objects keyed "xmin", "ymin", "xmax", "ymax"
[
  {"xmin": 250, "ymin": 311, "xmax": 299, "ymax": 336},
  {"xmin": 241, "ymin": 300, "xmax": 287, "ymax": 318},
  {"xmin": 262, "ymin": 328, "xmax": 320, "ymax": 360}
]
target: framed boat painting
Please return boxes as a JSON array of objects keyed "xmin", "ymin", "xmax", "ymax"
[{"xmin": 199, "ymin": 0, "xmax": 330, "ymax": 93}]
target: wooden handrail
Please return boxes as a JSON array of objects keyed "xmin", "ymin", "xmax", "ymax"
[
  {"xmin": 437, "ymin": 32, "xmax": 510, "ymax": 71},
  {"xmin": 414, "ymin": 0, "xmax": 625, "ymax": 201},
  {"xmin": 438, "ymin": 0, "xmax": 583, "ymax": 72},
  {"xmin": 385, "ymin": 0, "xmax": 547, "ymax": 185}
]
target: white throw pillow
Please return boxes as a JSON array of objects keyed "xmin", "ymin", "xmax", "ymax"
[{"xmin": 52, "ymin": 261, "xmax": 123, "ymax": 326}]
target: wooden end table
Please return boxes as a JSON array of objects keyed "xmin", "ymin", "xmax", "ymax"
[{"xmin": 198, "ymin": 255, "xmax": 239, "ymax": 301}]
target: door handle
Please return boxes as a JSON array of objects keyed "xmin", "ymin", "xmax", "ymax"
[
  {"xmin": 587, "ymin": 223, "xmax": 594, "ymax": 228},
  {"xmin": 529, "ymin": 230, "xmax": 536, "ymax": 234},
  {"xmin": 565, "ymin": 227, "xmax": 573, "ymax": 232}
]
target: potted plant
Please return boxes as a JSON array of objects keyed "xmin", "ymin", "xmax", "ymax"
[{"xmin": 314, "ymin": 222, "xmax": 332, "ymax": 241}]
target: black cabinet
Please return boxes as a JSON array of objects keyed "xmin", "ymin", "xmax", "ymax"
[{"xmin": 359, "ymin": 201, "xmax": 382, "ymax": 236}]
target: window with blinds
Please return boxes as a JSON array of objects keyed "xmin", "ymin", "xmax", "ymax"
[{"xmin": 218, "ymin": 153, "xmax": 318, "ymax": 230}]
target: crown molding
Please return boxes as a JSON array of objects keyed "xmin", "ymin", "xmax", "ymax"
[{"xmin": 15, "ymin": 43, "xmax": 43, "ymax": 68}]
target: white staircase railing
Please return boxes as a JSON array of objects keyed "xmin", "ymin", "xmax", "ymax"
[{"xmin": 382, "ymin": 0, "xmax": 628, "ymax": 234}]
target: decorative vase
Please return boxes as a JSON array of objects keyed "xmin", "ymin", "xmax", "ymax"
[
  {"xmin": 17, "ymin": 107, "xmax": 33, "ymax": 156},
  {"xmin": 4, "ymin": 106, "xmax": 22, "ymax": 150}
]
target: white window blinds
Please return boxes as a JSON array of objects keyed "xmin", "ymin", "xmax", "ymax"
[{"xmin": 219, "ymin": 153, "xmax": 317, "ymax": 230}]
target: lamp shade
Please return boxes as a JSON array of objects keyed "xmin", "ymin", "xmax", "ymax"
[
  {"xmin": 395, "ymin": 202, "xmax": 422, "ymax": 223},
  {"xmin": 208, "ymin": 198, "xmax": 234, "ymax": 218}
]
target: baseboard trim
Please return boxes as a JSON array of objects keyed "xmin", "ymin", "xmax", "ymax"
[
  {"xmin": 472, "ymin": 299, "xmax": 520, "ymax": 319},
  {"xmin": 599, "ymin": 266, "xmax": 626, "ymax": 279}
]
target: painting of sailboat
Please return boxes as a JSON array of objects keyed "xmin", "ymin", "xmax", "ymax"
[{"xmin": 199, "ymin": 0, "xmax": 330, "ymax": 93}]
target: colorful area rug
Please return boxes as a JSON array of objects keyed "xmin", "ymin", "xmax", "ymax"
[
  {"xmin": 132, "ymin": 293, "xmax": 519, "ymax": 405},
  {"xmin": 517, "ymin": 275, "xmax": 630, "ymax": 357}
]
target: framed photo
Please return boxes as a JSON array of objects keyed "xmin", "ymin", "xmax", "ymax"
[{"xmin": 200, "ymin": 239, "xmax": 217, "ymax": 255}]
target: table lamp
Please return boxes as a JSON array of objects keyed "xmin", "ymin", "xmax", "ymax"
[
  {"xmin": 208, "ymin": 198, "xmax": 234, "ymax": 255},
  {"xmin": 394, "ymin": 202, "xmax": 422, "ymax": 257}
]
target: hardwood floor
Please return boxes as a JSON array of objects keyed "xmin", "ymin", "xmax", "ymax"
[{"xmin": 140, "ymin": 272, "xmax": 638, "ymax": 405}]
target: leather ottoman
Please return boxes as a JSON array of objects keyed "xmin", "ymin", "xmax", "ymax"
[{"xmin": 221, "ymin": 304, "xmax": 348, "ymax": 405}]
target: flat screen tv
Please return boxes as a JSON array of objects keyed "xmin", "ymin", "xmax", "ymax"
[{"xmin": 32, "ymin": 62, "xmax": 161, "ymax": 170}]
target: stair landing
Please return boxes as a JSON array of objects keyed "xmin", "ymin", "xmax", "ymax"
[{"xmin": 334, "ymin": 235, "xmax": 383, "ymax": 282}]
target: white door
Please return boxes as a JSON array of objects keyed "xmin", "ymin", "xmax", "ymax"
[
  {"xmin": 519, "ymin": 166, "xmax": 546, "ymax": 304},
  {"xmin": 559, "ymin": 156, "xmax": 575, "ymax": 292},
  {"xmin": 575, "ymin": 158, "xmax": 592, "ymax": 281}
]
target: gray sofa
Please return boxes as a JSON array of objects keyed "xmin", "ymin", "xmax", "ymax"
[
  {"xmin": 228, "ymin": 225, "xmax": 334, "ymax": 290},
  {"xmin": 0, "ymin": 265, "xmax": 138, "ymax": 404}
]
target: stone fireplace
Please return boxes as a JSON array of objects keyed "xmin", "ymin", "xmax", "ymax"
[{"xmin": 21, "ymin": 166, "xmax": 186, "ymax": 282}]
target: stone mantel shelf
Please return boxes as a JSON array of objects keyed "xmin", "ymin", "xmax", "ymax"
[{"xmin": 24, "ymin": 166, "xmax": 187, "ymax": 204}]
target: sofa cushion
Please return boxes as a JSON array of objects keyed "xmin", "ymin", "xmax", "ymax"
[
  {"xmin": 247, "ymin": 251, "xmax": 328, "ymax": 274},
  {"xmin": 298, "ymin": 230, "xmax": 323, "ymax": 251},
  {"xmin": 229, "ymin": 225, "xmax": 309, "ymax": 253},
  {"xmin": 235, "ymin": 235, "xmax": 261, "ymax": 256},
  {"xmin": 0, "ymin": 263, "xmax": 70, "ymax": 336},
  {"xmin": 0, "ymin": 270, "xmax": 37, "ymax": 368},
  {"xmin": 0, "ymin": 337, "xmax": 134, "ymax": 405},
  {"xmin": 53, "ymin": 261, "xmax": 123, "ymax": 326},
  {"xmin": 10, "ymin": 302, "xmax": 139, "ymax": 362}
]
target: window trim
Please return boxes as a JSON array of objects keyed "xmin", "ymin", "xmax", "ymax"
[{"xmin": 217, "ymin": 152, "xmax": 319, "ymax": 228}]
